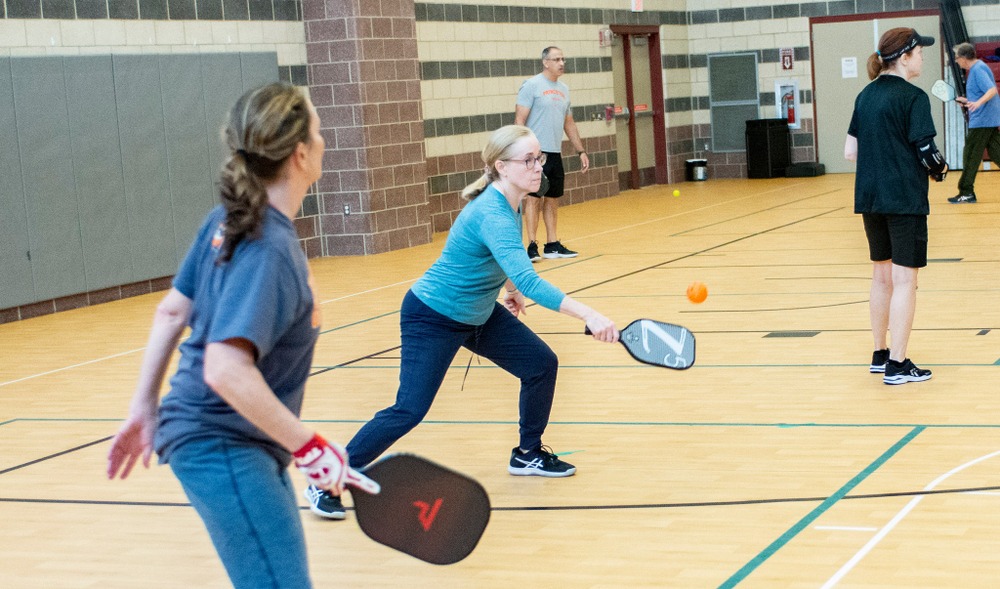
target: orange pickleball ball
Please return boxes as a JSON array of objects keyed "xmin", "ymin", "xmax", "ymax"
[{"xmin": 686, "ymin": 281, "xmax": 708, "ymax": 304}]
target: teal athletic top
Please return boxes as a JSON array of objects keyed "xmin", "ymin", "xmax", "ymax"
[{"xmin": 411, "ymin": 184, "xmax": 566, "ymax": 325}]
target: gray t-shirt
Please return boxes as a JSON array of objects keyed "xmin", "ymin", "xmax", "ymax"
[
  {"xmin": 516, "ymin": 73, "xmax": 571, "ymax": 153},
  {"xmin": 155, "ymin": 205, "xmax": 319, "ymax": 465}
]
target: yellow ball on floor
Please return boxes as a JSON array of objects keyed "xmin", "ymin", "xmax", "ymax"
[{"xmin": 672, "ymin": 189, "xmax": 680, "ymax": 197}]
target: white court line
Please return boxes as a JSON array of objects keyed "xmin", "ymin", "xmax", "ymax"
[
  {"xmin": 821, "ymin": 449, "xmax": 1000, "ymax": 588},
  {"xmin": 579, "ymin": 182, "xmax": 810, "ymax": 240},
  {"xmin": 321, "ymin": 184, "xmax": 815, "ymax": 304},
  {"xmin": 0, "ymin": 347, "xmax": 147, "ymax": 388},
  {"xmin": 319, "ymin": 278, "xmax": 417, "ymax": 305},
  {"xmin": 2, "ymin": 184, "xmax": 818, "ymax": 388},
  {"xmin": 815, "ymin": 526, "xmax": 878, "ymax": 532}
]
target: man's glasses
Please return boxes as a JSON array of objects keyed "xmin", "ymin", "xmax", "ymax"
[{"xmin": 505, "ymin": 154, "xmax": 547, "ymax": 170}]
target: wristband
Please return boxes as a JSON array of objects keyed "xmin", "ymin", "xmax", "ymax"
[{"xmin": 292, "ymin": 432, "xmax": 328, "ymax": 461}]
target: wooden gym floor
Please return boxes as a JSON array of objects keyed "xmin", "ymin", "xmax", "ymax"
[{"xmin": 2, "ymin": 172, "xmax": 999, "ymax": 588}]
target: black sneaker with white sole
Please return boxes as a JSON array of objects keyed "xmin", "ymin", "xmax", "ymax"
[
  {"xmin": 947, "ymin": 193, "xmax": 977, "ymax": 204},
  {"xmin": 870, "ymin": 349, "xmax": 890, "ymax": 373},
  {"xmin": 542, "ymin": 241, "xmax": 578, "ymax": 258},
  {"xmin": 508, "ymin": 445, "xmax": 576, "ymax": 477},
  {"xmin": 304, "ymin": 485, "xmax": 346, "ymax": 520},
  {"xmin": 883, "ymin": 358, "xmax": 932, "ymax": 385},
  {"xmin": 527, "ymin": 241, "xmax": 542, "ymax": 262}
]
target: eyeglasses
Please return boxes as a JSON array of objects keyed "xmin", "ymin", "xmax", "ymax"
[{"xmin": 504, "ymin": 154, "xmax": 547, "ymax": 170}]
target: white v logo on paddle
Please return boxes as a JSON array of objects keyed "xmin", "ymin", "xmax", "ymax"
[{"xmin": 413, "ymin": 498, "xmax": 443, "ymax": 531}]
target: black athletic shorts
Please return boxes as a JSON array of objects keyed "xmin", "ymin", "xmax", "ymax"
[
  {"xmin": 862, "ymin": 213, "xmax": 927, "ymax": 268},
  {"xmin": 530, "ymin": 152, "xmax": 564, "ymax": 198}
]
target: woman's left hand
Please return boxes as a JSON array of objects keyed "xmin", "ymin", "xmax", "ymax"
[{"xmin": 503, "ymin": 289, "xmax": 526, "ymax": 317}]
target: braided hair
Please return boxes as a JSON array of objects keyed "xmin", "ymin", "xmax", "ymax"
[{"xmin": 217, "ymin": 83, "xmax": 312, "ymax": 263}]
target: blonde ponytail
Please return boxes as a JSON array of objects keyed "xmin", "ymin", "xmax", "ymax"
[{"xmin": 461, "ymin": 172, "xmax": 491, "ymax": 200}]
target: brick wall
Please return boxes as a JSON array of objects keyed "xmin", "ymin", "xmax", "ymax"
[{"xmin": 304, "ymin": 0, "xmax": 431, "ymax": 256}]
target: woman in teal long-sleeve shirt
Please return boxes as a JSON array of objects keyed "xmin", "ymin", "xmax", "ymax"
[{"xmin": 305, "ymin": 125, "xmax": 619, "ymax": 519}]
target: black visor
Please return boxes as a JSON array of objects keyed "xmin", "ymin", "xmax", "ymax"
[{"xmin": 881, "ymin": 29, "xmax": 935, "ymax": 62}]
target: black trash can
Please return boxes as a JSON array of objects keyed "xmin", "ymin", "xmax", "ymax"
[
  {"xmin": 685, "ymin": 159, "xmax": 707, "ymax": 181},
  {"xmin": 745, "ymin": 119, "xmax": 790, "ymax": 178}
]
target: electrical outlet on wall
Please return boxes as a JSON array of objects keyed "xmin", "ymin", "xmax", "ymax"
[{"xmin": 344, "ymin": 204, "xmax": 351, "ymax": 215}]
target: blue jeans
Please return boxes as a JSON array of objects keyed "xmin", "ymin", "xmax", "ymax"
[
  {"xmin": 347, "ymin": 290, "xmax": 559, "ymax": 468},
  {"xmin": 168, "ymin": 438, "xmax": 311, "ymax": 589}
]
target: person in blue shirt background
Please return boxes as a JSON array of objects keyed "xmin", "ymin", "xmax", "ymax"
[
  {"xmin": 949, "ymin": 42, "xmax": 1000, "ymax": 204},
  {"xmin": 107, "ymin": 83, "xmax": 377, "ymax": 588},
  {"xmin": 306, "ymin": 125, "xmax": 619, "ymax": 519}
]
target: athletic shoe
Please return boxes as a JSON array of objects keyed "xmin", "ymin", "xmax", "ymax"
[
  {"xmin": 542, "ymin": 241, "xmax": 578, "ymax": 259},
  {"xmin": 883, "ymin": 358, "xmax": 932, "ymax": 385},
  {"xmin": 304, "ymin": 485, "xmax": 346, "ymax": 520},
  {"xmin": 870, "ymin": 349, "xmax": 890, "ymax": 373},
  {"xmin": 527, "ymin": 241, "xmax": 541, "ymax": 262},
  {"xmin": 948, "ymin": 193, "xmax": 977, "ymax": 204},
  {"xmin": 508, "ymin": 445, "xmax": 576, "ymax": 477}
]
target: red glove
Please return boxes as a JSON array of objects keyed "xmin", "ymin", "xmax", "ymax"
[{"xmin": 293, "ymin": 433, "xmax": 380, "ymax": 495}]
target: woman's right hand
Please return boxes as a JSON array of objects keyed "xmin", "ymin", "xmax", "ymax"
[
  {"xmin": 107, "ymin": 409, "xmax": 157, "ymax": 480},
  {"xmin": 585, "ymin": 313, "xmax": 619, "ymax": 344}
]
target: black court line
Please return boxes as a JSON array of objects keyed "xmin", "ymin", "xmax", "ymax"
[
  {"xmin": 680, "ymin": 299, "xmax": 869, "ymax": 314},
  {"xmin": 3, "ymin": 483, "xmax": 999, "ymax": 512},
  {"xmin": 309, "ymin": 345, "xmax": 402, "ymax": 378},
  {"xmin": 492, "ymin": 484, "xmax": 1000, "ymax": 512},
  {"xmin": 304, "ymin": 201, "xmax": 844, "ymax": 375},
  {"xmin": 0, "ymin": 436, "xmax": 113, "ymax": 476},
  {"xmin": 562, "ymin": 208, "xmax": 844, "ymax": 297},
  {"xmin": 537, "ymin": 327, "xmax": 1000, "ymax": 336},
  {"xmin": 655, "ymin": 259, "xmax": 1000, "ymax": 269},
  {"xmin": 669, "ymin": 188, "xmax": 842, "ymax": 237}
]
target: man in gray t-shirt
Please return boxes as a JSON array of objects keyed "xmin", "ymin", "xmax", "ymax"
[{"xmin": 515, "ymin": 46, "xmax": 589, "ymax": 261}]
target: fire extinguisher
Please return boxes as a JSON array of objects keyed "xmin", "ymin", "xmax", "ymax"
[{"xmin": 782, "ymin": 92, "xmax": 796, "ymax": 125}]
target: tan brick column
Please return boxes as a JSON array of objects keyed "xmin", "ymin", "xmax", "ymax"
[{"xmin": 303, "ymin": 0, "xmax": 431, "ymax": 255}]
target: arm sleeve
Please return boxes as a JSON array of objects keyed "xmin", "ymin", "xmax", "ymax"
[
  {"xmin": 173, "ymin": 215, "xmax": 219, "ymax": 300},
  {"xmin": 208, "ymin": 250, "xmax": 301, "ymax": 360},
  {"xmin": 481, "ymin": 215, "xmax": 565, "ymax": 311},
  {"xmin": 847, "ymin": 108, "xmax": 859, "ymax": 138},
  {"xmin": 515, "ymin": 79, "xmax": 534, "ymax": 109},
  {"xmin": 907, "ymin": 93, "xmax": 937, "ymax": 145},
  {"xmin": 916, "ymin": 138, "xmax": 946, "ymax": 175},
  {"xmin": 969, "ymin": 63, "xmax": 995, "ymax": 98}
]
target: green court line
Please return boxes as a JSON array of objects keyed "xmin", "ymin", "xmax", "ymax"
[{"xmin": 717, "ymin": 426, "xmax": 925, "ymax": 588}]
